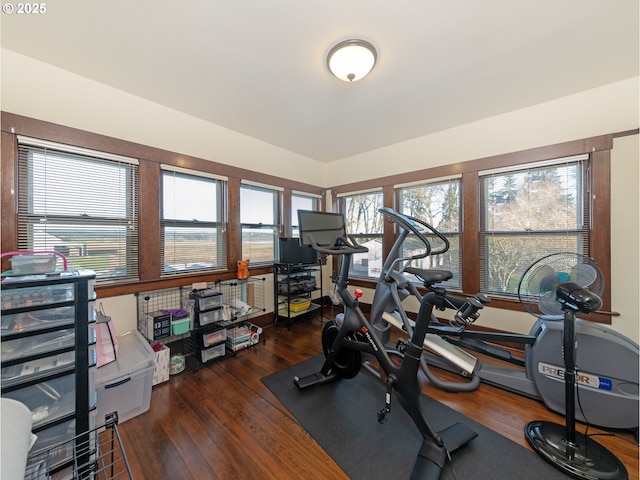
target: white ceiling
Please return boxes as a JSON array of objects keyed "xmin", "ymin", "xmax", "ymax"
[{"xmin": 1, "ymin": 1, "xmax": 638, "ymax": 163}]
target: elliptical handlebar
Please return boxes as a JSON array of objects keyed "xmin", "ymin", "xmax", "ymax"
[
  {"xmin": 379, "ymin": 207, "xmax": 450, "ymax": 257},
  {"xmin": 379, "ymin": 207, "xmax": 433, "ymax": 257},
  {"xmin": 403, "ymin": 214, "xmax": 450, "ymax": 256}
]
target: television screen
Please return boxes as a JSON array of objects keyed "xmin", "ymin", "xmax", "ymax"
[{"xmin": 278, "ymin": 237, "xmax": 318, "ymax": 265}]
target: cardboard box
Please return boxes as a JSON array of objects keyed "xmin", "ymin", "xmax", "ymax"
[
  {"xmin": 151, "ymin": 342, "xmax": 170, "ymax": 386},
  {"xmin": 138, "ymin": 311, "xmax": 171, "ymax": 341}
]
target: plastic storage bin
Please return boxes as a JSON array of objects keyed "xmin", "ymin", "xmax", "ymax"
[
  {"xmin": 171, "ymin": 317, "xmax": 190, "ymax": 335},
  {"xmin": 95, "ymin": 330, "xmax": 155, "ymax": 424},
  {"xmin": 200, "ymin": 343, "xmax": 225, "ymax": 363},
  {"xmin": 3, "ymin": 372, "xmax": 76, "ymax": 428},
  {"xmin": 9, "ymin": 254, "xmax": 58, "ymax": 275},
  {"xmin": 288, "ymin": 298, "xmax": 311, "ymax": 312},
  {"xmin": 192, "ymin": 289, "xmax": 223, "ymax": 311},
  {"xmin": 195, "ymin": 307, "xmax": 224, "ymax": 326},
  {"xmin": 200, "ymin": 327, "xmax": 227, "ymax": 348}
]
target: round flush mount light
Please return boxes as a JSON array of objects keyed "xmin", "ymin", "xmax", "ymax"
[{"xmin": 326, "ymin": 39, "xmax": 377, "ymax": 82}]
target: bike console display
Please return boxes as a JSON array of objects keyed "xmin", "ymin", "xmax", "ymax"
[{"xmin": 297, "ymin": 210, "xmax": 347, "ymax": 247}]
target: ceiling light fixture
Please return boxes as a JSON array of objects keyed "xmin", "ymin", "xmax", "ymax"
[{"xmin": 326, "ymin": 39, "xmax": 377, "ymax": 82}]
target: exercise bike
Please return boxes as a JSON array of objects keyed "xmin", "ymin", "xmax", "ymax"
[
  {"xmin": 293, "ymin": 209, "xmax": 478, "ymax": 480},
  {"xmin": 369, "ymin": 210, "xmax": 639, "ymax": 431}
]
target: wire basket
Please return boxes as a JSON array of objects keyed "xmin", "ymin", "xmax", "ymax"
[{"xmin": 25, "ymin": 412, "xmax": 133, "ymax": 480}]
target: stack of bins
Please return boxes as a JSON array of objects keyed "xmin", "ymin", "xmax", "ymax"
[{"xmin": 191, "ymin": 289, "xmax": 227, "ymax": 363}]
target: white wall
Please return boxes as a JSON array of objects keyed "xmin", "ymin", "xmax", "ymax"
[
  {"xmin": 321, "ymin": 77, "xmax": 639, "ymax": 187},
  {"xmin": 0, "ymin": 50, "xmax": 325, "ymax": 186},
  {"xmin": 2, "ymin": 49, "xmax": 637, "ymax": 342},
  {"xmin": 610, "ymin": 134, "xmax": 639, "ymax": 342}
]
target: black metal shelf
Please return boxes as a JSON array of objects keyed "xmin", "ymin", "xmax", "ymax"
[{"xmin": 273, "ymin": 262, "xmax": 323, "ymax": 329}]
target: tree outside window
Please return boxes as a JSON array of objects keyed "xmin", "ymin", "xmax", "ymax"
[
  {"xmin": 340, "ymin": 191, "xmax": 384, "ymax": 278},
  {"xmin": 479, "ymin": 157, "xmax": 588, "ymax": 295},
  {"xmin": 398, "ymin": 178, "xmax": 461, "ymax": 289}
]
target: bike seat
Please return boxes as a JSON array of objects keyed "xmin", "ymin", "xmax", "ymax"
[{"xmin": 405, "ymin": 267, "xmax": 453, "ymax": 286}]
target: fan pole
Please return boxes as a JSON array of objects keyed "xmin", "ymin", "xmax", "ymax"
[
  {"xmin": 562, "ymin": 308, "xmax": 577, "ymax": 449},
  {"xmin": 524, "ymin": 308, "xmax": 628, "ymax": 479}
]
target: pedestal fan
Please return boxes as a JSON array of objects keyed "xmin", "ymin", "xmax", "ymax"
[{"xmin": 518, "ymin": 252, "xmax": 627, "ymax": 480}]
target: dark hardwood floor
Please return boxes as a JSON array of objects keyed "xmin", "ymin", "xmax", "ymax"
[{"xmin": 118, "ymin": 314, "xmax": 639, "ymax": 480}]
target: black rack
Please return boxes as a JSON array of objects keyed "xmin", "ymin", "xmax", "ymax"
[{"xmin": 273, "ymin": 262, "xmax": 323, "ymax": 328}]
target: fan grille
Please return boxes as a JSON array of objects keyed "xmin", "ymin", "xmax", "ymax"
[{"xmin": 517, "ymin": 253, "xmax": 604, "ymax": 318}]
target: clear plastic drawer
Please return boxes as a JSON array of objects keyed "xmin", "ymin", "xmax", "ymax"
[
  {"xmin": 3, "ymin": 373, "xmax": 76, "ymax": 428},
  {"xmin": 1, "ymin": 282, "xmax": 75, "ymax": 310},
  {"xmin": 1, "ymin": 305, "xmax": 75, "ymax": 335},
  {"xmin": 26, "ymin": 418, "xmax": 77, "ymax": 474},
  {"xmin": 1, "ymin": 328, "xmax": 75, "ymax": 362},
  {"xmin": 1, "ymin": 351, "xmax": 74, "ymax": 388}
]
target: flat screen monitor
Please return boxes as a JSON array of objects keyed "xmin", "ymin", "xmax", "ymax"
[
  {"xmin": 297, "ymin": 210, "xmax": 347, "ymax": 247},
  {"xmin": 278, "ymin": 237, "xmax": 318, "ymax": 265}
]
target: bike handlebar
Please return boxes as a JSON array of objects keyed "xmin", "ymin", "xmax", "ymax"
[{"xmin": 307, "ymin": 235, "xmax": 369, "ymax": 256}]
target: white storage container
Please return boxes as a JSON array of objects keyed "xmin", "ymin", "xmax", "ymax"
[{"xmin": 95, "ymin": 330, "xmax": 155, "ymax": 424}]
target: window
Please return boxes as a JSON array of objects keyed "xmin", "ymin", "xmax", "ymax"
[
  {"xmin": 16, "ymin": 137, "xmax": 139, "ymax": 282},
  {"xmin": 339, "ymin": 190, "xmax": 384, "ymax": 278},
  {"xmin": 479, "ymin": 155, "xmax": 589, "ymax": 295},
  {"xmin": 291, "ymin": 192, "xmax": 320, "ymax": 238},
  {"xmin": 240, "ymin": 183, "xmax": 280, "ymax": 264},
  {"xmin": 161, "ymin": 166, "xmax": 227, "ymax": 275},
  {"xmin": 397, "ymin": 177, "xmax": 462, "ymax": 289}
]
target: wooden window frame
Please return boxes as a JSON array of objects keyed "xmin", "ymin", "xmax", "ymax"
[
  {"xmin": 1, "ymin": 112, "xmax": 323, "ymax": 298},
  {"xmin": 331, "ymin": 134, "xmax": 621, "ymax": 323},
  {"xmin": 2, "ymin": 111, "xmax": 632, "ymax": 323}
]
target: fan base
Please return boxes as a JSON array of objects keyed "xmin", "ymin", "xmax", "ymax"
[{"xmin": 525, "ymin": 421, "xmax": 628, "ymax": 480}]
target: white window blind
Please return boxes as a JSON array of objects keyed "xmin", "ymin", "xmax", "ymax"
[
  {"xmin": 478, "ymin": 155, "xmax": 589, "ymax": 295},
  {"xmin": 16, "ymin": 138, "xmax": 139, "ymax": 282},
  {"xmin": 240, "ymin": 183, "xmax": 279, "ymax": 264},
  {"xmin": 161, "ymin": 168, "xmax": 227, "ymax": 275}
]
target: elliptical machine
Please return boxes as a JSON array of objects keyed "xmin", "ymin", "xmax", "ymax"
[
  {"xmin": 366, "ymin": 208, "xmax": 485, "ymax": 393},
  {"xmin": 368, "ymin": 210, "xmax": 638, "ymax": 431},
  {"xmin": 293, "ymin": 208, "xmax": 478, "ymax": 480}
]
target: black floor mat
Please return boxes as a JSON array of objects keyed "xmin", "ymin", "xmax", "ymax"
[{"xmin": 262, "ymin": 355, "xmax": 570, "ymax": 480}]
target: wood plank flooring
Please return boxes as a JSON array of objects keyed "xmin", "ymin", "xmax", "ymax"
[{"xmin": 118, "ymin": 315, "xmax": 639, "ymax": 480}]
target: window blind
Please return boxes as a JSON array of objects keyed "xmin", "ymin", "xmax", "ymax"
[
  {"xmin": 478, "ymin": 155, "xmax": 589, "ymax": 295},
  {"xmin": 16, "ymin": 139, "xmax": 139, "ymax": 282},
  {"xmin": 160, "ymin": 169, "xmax": 227, "ymax": 275}
]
